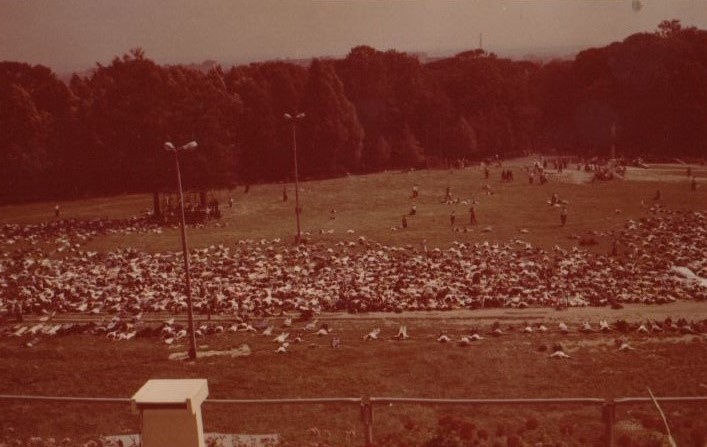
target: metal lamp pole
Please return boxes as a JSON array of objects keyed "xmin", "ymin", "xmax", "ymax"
[
  {"xmin": 284, "ymin": 113, "xmax": 306, "ymax": 243},
  {"xmin": 164, "ymin": 140, "xmax": 198, "ymax": 360}
]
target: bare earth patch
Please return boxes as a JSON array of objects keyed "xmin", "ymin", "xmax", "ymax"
[{"xmin": 168, "ymin": 343, "xmax": 251, "ymax": 361}]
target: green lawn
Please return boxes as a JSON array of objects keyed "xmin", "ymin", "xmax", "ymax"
[
  {"xmin": 0, "ymin": 319, "xmax": 705, "ymax": 446},
  {"xmin": 1, "ymin": 159, "xmax": 705, "ymax": 255}
]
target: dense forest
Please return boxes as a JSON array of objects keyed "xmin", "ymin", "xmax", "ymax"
[{"xmin": 1, "ymin": 21, "xmax": 705, "ymax": 204}]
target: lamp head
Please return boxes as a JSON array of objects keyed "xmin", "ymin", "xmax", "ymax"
[
  {"xmin": 284, "ymin": 113, "xmax": 305, "ymax": 121},
  {"xmin": 183, "ymin": 141, "xmax": 198, "ymax": 151},
  {"xmin": 165, "ymin": 141, "xmax": 197, "ymax": 151}
]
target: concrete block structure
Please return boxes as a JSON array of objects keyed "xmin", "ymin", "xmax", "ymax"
[{"xmin": 132, "ymin": 379, "xmax": 209, "ymax": 447}]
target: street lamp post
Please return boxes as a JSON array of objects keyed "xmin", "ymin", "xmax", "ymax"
[
  {"xmin": 164, "ymin": 140, "xmax": 199, "ymax": 360},
  {"xmin": 284, "ymin": 113, "xmax": 305, "ymax": 243}
]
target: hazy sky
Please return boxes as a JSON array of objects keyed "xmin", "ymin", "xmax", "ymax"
[{"xmin": 1, "ymin": 0, "xmax": 706, "ymax": 72}]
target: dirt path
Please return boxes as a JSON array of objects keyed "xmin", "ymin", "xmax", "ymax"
[
  {"xmin": 321, "ymin": 301, "xmax": 707, "ymax": 323},
  {"xmin": 13, "ymin": 301, "xmax": 705, "ymax": 326}
]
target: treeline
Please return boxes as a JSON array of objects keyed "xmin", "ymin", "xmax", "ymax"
[{"xmin": 1, "ymin": 21, "xmax": 706, "ymax": 204}]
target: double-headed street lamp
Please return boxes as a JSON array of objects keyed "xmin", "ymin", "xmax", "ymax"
[
  {"xmin": 164, "ymin": 140, "xmax": 198, "ymax": 360},
  {"xmin": 284, "ymin": 113, "xmax": 306, "ymax": 243}
]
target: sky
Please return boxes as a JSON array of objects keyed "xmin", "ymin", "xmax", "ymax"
[{"xmin": 1, "ymin": 0, "xmax": 706, "ymax": 73}]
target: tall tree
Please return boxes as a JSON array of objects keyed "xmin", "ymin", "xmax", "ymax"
[
  {"xmin": 0, "ymin": 62, "xmax": 71, "ymax": 202},
  {"xmin": 364, "ymin": 134, "xmax": 392, "ymax": 170},
  {"xmin": 231, "ymin": 75, "xmax": 277, "ymax": 183},
  {"xmin": 163, "ymin": 66, "xmax": 242, "ymax": 190},
  {"xmin": 444, "ymin": 115, "xmax": 478, "ymax": 160},
  {"xmin": 390, "ymin": 125, "xmax": 425, "ymax": 168},
  {"xmin": 299, "ymin": 59, "xmax": 364, "ymax": 177},
  {"xmin": 75, "ymin": 49, "xmax": 171, "ymax": 215},
  {"xmin": 227, "ymin": 62, "xmax": 307, "ymax": 182}
]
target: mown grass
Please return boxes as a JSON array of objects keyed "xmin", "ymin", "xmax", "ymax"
[
  {"xmin": 0, "ymin": 320, "xmax": 705, "ymax": 446},
  {"xmin": 1, "ymin": 159, "xmax": 705, "ymax": 254}
]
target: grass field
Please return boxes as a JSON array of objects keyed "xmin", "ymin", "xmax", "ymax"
[
  {"xmin": 1, "ymin": 158, "xmax": 705, "ymax": 254},
  {"xmin": 1, "ymin": 158, "xmax": 706, "ymax": 446},
  {"xmin": 0, "ymin": 311, "xmax": 706, "ymax": 446}
]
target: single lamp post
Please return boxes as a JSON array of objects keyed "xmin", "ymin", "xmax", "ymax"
[
  {"xmin": 164, "ymin": 140, "xmax": 199, "ymax": 360},
  {"xmin": 284, "ymin": 113, "xmax": 306, "ymax": 243}
]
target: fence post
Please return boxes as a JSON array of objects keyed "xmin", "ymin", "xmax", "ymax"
[
  {"xmin": 603, "ymin": 399, "xmax": 616, "ymax": 447},
  {"xmin": 361, "ymin": 396, "xmax": 374, "ymax": 446}
]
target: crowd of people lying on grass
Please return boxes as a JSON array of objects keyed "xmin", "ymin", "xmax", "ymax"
[
  {"xmin": 0, "ymin": 437, "xmax": 128, "ymax": 447},
  {"xmin": 0, "ymin": 216, "xmax": 163, "ymax": 249},
  {"xmin": 2, "ymin": 310, "xmax": 705, "ymax": 351},
  {"xmin": 0, "ymin": 204, "xmax": 704, "ymax": 336}
]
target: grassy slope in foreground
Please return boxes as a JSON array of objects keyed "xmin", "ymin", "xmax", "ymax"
[{"xmin": 0, "ymin": 318, "xmax": 705, "ymax": 446}]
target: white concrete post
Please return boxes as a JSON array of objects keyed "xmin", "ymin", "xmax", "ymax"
[{"xmin": 132, "ymin": 379, "xmax": 209, "ymax": 447}]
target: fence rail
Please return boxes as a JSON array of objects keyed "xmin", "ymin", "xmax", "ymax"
[
  {"xmin": 614, "ymin": 396, "xmax": 707, "ymax": 404},
  {"xmin": 1, "ymin": 394, "xmax": 705, "ymax": 447},
  {"xmin": 206, "ymin": 397, "xmax": 361, "ymax": 405},
  {"xmin": 0, "ymin": 394, "xmax": 131, "ymax": 404},
  {"xmin": 371, "ymin": 397, "xmax": 607, "ymax": 405}
]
